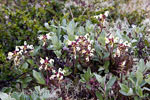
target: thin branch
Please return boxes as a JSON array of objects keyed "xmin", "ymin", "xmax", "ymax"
[
  {"xmin": 82, "ymin": 7, "xmax": 88, "ymax": 16},
  {"xmin": 69, "ymin": 6, "xmax": 74, "ymax": 19}
]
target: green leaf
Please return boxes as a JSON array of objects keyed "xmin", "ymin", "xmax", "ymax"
[
  {"xmin": 33, "ymin": 86, "xmax": 51, "ymax": 99},
  {"xmin": 85, "ymin": 20, "xmax": 94, "ymax": 32},
  {"xmin": 104, "ymin": 61, "xmax": 110, "ymax": 73},
  {"xmin": 136, "ymin": 86, "xmax": 143, "ymax": 97},
  {"xmin": 22, "ymin": 62, "xmax": 28, "ymax": 70},
  {"xmin": 85, "ymin": 68, "xmax": 93, "ymax": 81},
  {"xmin": 68, "ymin": 34, "xmax": 75, "ymax": 41},
  {"xmin": 24, "ymin": 77, "xmax": 32, "ymax": 83},
  {"xmin": 62, "ymin": 19, "xmax": 66, "ymax": 26},
  {"xmin": 120, "ymin": 88, "xmax": 133, "ymax": 96},
  {"xmin": 51, "ymin": 35, "xmax": 62, "ymax": 50},
  {"xmin": 96, "ymin": 91, "xmax": 103, "ymax": 100},
  {"xmin": 20, "ymin": 93, "xmax": 29, "ymax": 100},
  {"xmin": 27, "ymin": 59, "xmax": 34, "ymax": 65},
  {"xmin": 33, "ymin": 46, "xmax": 41, "ymax": 56},
  {"xmin": 78, "ymin": 26, "xmax": 85, "ymax": 35},
  {"xmin": 86, "ymin": 84, "xmax": 91, "ymax": 90},
  {"xmin": 54, "ymin": 50, "xmax": 62, "ymax": 58},
  {"xmin": 95, "ymin": 42, "xmax": 102, "ymax": 57},
  {"xmin": 67, "ymin": 20, "xmax": 75, "ymax": 35},
  {"xmin": 11, "ymin": 92, "xmax": 21, "ymax": 100},
  {"xmin": 80, "ymin": 68, "xmax": 93, "ymax": 83},
  {"xmin": 63, "ymin": 67, "xmax": 72, "ymax": 76},
  {"xmin": 33, "ymin": 70, "xmax": 45, "ymax": 85},
  {"xmin": 103, "ymin": 52, "xmax": 110, "ymax": 59},
  {"xmin": 1, "ymin": 87, "xmax": 12, "ymax": 93},
  {"xmin": 136, "ymin": 71, "xmax": 143, "ymax": 85},
  {"xmin": 145, "ymin": 76, "xmax": 150, "ymax": 85},
  {"xmin": 128, "ymin": 77, "xmax": 136, "ymax": 85},
  {"xmin": 137, "ymin": 59, "xmax": 145, "ymax": 72},
  {"xmin": 144, "ymin": 40, "xmax": 149, "ymax": 47},
  {"xmin": 57, "ymin": 97, "xmax": 63, "ymax": 100},
  {"xmin": 21, "ymin": 1, "xmax": 28, "ymax": 6},
  {"xmin": 98, "ymin": 67, "xmax": 104, "ymax": 72},
  {"xmin": 94, "ymin": 73, "xmax": 105, "ymax": 88},
  {"xmin": 106, "ymin": 77, "xmax": 116, "ymax": 91},
  {"xmin": 94, "ymin": 73, "xmax": 102, "ymax": 83},
  {"xmin": 104, "ymin": 61, "xmax": 110, "ymax": 68},
  {"xmin": 146, "ymin": 61, "xmax": 150, "ymax": 70},
  {"xmin": 119, "ymin": 83, "xmax": 133, "ymax": 96},
  {"xmin": 134, "ymin": 96, "xmax": 140, "ymax": 100},
  {"xmin": 55, "ymin": 41, "xmax": 62, "ymax": 50},
  {"xmin": 0, "ymin": 92, "xmax": 16, "ymax": 100},
  {"xmin": 80, "ymin": 77, "xmax": 86, "ymax": 83},
  {"xmin": 119, "ymin": 83, "xmax": 129, "ymax": 93}
]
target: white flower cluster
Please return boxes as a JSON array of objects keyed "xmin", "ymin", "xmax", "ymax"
[
  {"xmin": 39, "ymin": 57, "xmax": 54, "ymax": 70},
  {"xmin": 94, "ymin": 11, "xmax": 109, "ymax": 19},
  {"xmin": 50, "ymin": 68, "xmax": 66, "ymax": 81},
  {"xmin": 7, "ymin": 41, "xmax": 34, "ymax": 66},
  {"xmin": 120, "ymin": 60, "xmax": 126, "ymax": 67},
  {"xmin": 105, "ymin": 34, "xmax": 119, "ymax": 46},
  {"xmin": 115, "ymin": 40, "xmax": 131, "ymax": 57},
  {"xmin": 39, "ymin": 57, "xmax": 65, "ymax": 81},
  {"xmin": 114, "ymin": 46, "xmax": 127, "ymax": 58},
  {"xmin": 67, "ymin": 34, "xmax": 95, "ymax": 62},
  {"xmin": 38, "ymin": 33, "xmax": 51, "ymax": 46},
  {"xmin": 105, "ymin": 34, "xmax": 131, "ymax": 46},
  {"xmin": 105, "ymin": 34, "xmax": 131, "ymax": 58}
]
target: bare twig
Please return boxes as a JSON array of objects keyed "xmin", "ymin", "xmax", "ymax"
[{"xmin": 69, "ymin": 6, "xmax": 74, "ymax": 19}]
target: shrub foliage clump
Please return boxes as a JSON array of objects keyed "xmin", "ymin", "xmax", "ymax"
[{"xmin": 0, "ymin": 0, "xmax": 150, "ymax": 100}]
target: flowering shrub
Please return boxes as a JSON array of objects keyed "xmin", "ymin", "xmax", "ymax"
[
  {"xmin": 7, "ymin": 41, "xmax": 34, "ymax": 66},
  {"xmin": 2, "ymin": 11, "xmax": 149, "ymax": 99},
  {"xmin": 1, "ymin": 1, "xmax": 150, "ymax": 100},
  {"xmin": 39, "ymin": 57, "xmax": 54, "ymax": 70},
  {"xmin": 67, "ymin": 35, "xmax": 95, "ymax": 62},
  {"xmin": 0, "ymin": 0, "xmax": 66, "ymax": 66}
]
